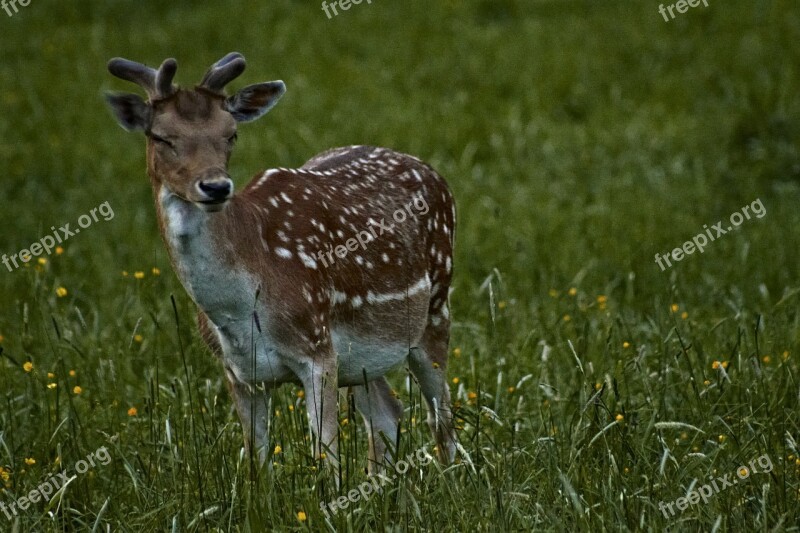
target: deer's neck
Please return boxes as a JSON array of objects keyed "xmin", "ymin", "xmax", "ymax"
[{"xmin": 155, "ymin": 185, "xmax": 262, "ymax": 327}]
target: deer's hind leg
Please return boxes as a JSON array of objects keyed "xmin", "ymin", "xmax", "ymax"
[
  {"xmin": 407, "ymin": 308, "xmax": 456, "ymax": 464},
  {"xmin": 351, "ymin": 377, "xmax": 403, "ymax": 474}
]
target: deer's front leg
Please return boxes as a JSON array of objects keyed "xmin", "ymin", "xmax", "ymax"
[
  {"xmin": 290, "ymin": 354, "xmax": 340, "ymax": 468},
  {"xmin": 226, "ymin": 373, "xmax": 272, "ymax": 464}
]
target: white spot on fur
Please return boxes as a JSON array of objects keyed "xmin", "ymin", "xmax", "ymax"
[
  {"xmin": 366, "ymin": 275, "xmax": 430, "ymax": 304},
  {"xmin": 275, "ymin": 247, "xmax": 292, "ymax": 259},
  {"xmin": 298, "ymin": 251, "xmax": 318, "ymax": 269}
]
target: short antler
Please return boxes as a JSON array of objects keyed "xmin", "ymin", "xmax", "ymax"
[
  {"xmin": 199, "ymin": 52, "xmax": 246, "ymax": 93},
  {"xmin": 108, "ymin": 57, "xmax": 177, "ymax": 100}
]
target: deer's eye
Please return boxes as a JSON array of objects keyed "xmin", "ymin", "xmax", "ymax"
[
  {"xmin": 150, "ymin": 133, "xmax": 174, "ymax": 147},
  {"xmin": 227, "ymin": 132, "xmax": 238, "ymax": 145}
]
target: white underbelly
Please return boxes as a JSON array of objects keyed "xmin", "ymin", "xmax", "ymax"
[
  {"xmin": 218, "ymin": 323, "xmax": 409, "ymax": 387},
  {"xmin": 332, "ymin": 329, "xmax": 410, "ymax": 385}
]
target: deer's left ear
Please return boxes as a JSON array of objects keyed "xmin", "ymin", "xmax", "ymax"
[{"xmin": 226, "ymin": 81, "xmax": 286, "ymax": 122}]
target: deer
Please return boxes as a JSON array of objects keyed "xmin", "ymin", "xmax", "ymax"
[{"xmin": 104, "ymin": 52, "xmax": 457, "ymax": 474}]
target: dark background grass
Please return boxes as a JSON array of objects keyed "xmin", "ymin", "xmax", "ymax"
[{"xmin": 1, "ymin": 0, "xmax": 799, "ymax": 530}]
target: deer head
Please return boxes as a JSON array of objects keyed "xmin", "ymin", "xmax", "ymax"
[{"xmin": 105, "ymin": 53, "xmax": 285, "ymax": 212}]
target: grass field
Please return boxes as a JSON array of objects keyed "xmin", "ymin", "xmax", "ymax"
[{"xmin": 2, "ymin": 0, "xmax": 800, "ymax": 530}]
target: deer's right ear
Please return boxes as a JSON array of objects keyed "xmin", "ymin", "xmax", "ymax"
[{"xmin": 105, "ymin": 93, "xmax": 150, "ymax": 132}]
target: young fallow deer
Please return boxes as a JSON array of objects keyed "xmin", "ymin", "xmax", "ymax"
[{"xmin": 105, "ymin": 53, "xmax": 457, "ymax": 472}]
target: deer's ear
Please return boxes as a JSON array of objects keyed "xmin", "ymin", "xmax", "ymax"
[
  {"xmin": 226, "ymin": 81, "xmax": 285, "ymax": 122},
  {"xmin": 105, "ymin": 92, "xmax": 150, "ymax": 131}
]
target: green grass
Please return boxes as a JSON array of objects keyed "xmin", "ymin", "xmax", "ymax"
[{"xmin": 2, "ymin": 0, "xmax": 800, "ymax": 530}]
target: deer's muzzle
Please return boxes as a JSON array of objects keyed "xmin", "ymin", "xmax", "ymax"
[{"xmin": 196, "ymin": 171, "xmax": 233, "ymax": 210}]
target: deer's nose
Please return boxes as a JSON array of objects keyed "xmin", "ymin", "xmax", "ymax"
[{"xmin": 197, "ymin": 176, "xmax": 233, "ymax": 202}]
